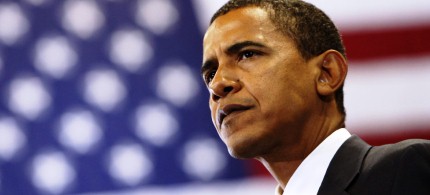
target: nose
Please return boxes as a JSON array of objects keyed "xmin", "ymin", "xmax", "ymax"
[{"xmin": 208, "ymin": 67, "xmax": 241, "ymax": 102}]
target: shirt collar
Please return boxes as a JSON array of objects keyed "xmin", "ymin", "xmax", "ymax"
[{"xmin": 276, "ymin": 128, "xmax": 351, "ymax": 195}]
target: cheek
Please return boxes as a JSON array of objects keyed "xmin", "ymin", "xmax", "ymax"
[
  {"xmin": 254, "ymin": 74, "xmax": 308, "ymax": 116},
  {"xmin": 209, "ymin": 103, "xmax": 219, "ymax": 128}
]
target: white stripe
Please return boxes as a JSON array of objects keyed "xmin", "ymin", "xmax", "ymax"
[
  {"xmin": 76, "ymin": 177, "xmax": 276, "ymax": 195},
  {"xmin": 345, "ymin": 55, "xmax": 430, "ymax": 134},
  {"xmin": 193, "ymin": 0, "xmax": 430, "ymax": 33},
  {"xmin": 306, "ymin": 0, "xmax": 430, "ymax": 31},
  {"xmin": 191, "ymin": 0, "xmax": 227, "ymax": 33}
]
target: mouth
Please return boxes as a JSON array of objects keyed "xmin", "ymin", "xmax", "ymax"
[{"xmin": 217, "ymin": 104, "xmax": 252, "ymax": 127}]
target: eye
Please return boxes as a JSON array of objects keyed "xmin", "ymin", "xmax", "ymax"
[
  {"xmin": 238, "ymin": 50, "xmax": 258, "ymax": 61},
  {"xmin": 204, "ymin": 70, "xmax": 216, "ymax": 85}
]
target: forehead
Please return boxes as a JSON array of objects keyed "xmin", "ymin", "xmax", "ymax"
[
  {"xmin": 207, "ymin": 6, "xmax": 270, "ymax": 33},
  {"xmin": 203, "ymin": 7, "xmax": 283, "ymax": 54}
]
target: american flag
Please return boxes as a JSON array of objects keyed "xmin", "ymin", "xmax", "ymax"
[{"xmin": 0, "ymin": 0, "xmax": 429, "ymax": 195}]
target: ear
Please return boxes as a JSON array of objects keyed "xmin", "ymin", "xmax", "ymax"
[{"xmin": 316, "ymin": 50, "xmax": 347, "ymax": 96}]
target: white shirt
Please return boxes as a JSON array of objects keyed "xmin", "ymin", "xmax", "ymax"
[{"xmin": 276, "ymin": 128, "xmax": 351, "ymax": 195}]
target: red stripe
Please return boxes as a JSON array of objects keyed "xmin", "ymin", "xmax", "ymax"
[
  {"xmin": 342, "ymin": 24, "xmax": 430, "ymax": 61},
  {"xmin": 247, "ymin": 160, "xmax": 270, "ymax": 177},
  {"xmin": 360, "ymin": 128, "xmax": 430, "ymax": 146}
]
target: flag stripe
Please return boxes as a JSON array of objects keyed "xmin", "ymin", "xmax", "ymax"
[
  {"xmin": 360, "ymin": 128, "xmax": 430, "ymax": 146},
  {"xmin": 345, "ymin": 55, "xmax": 430, "ymax": 134},
  {"xmin": 342, "ymin": 24, "xmax": 430, "ymax": 61}
]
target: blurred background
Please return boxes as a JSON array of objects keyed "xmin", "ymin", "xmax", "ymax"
[{"xmin": 0, "ymin": 0, "xmax": 429, "ymax": 194}]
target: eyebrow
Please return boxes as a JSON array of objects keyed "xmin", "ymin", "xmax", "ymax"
[
  {"xmin": 226, "ymin": 41, "xmax": 266, "ymax": 55},
  {"xmin": 201, "ymin": 41, "xmax": 267, "ymax": 75}
]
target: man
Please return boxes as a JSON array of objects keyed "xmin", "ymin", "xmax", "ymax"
[{"xmin": 200, "ymin": 0, "xmax": 430, "ymax": 194}]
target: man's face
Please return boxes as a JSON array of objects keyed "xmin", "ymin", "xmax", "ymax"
[{"xmin": 202, "ymin": 7, "xmax": 319, "ymax": 159}]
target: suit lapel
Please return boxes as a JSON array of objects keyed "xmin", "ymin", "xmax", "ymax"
[{"xmin": 317, "ymin": 135, "xmax": 372, "ymax": 195}]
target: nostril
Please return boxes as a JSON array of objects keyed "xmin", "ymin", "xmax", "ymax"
[
  {"xmin": 209, "ymin": 81, "xmax": 238, "ymax": 102},
  {"xmin": 224, "ymin": 86, "xmax": 233, "ymax": 93},
  {"xmin": 212, "ymin": 94, "xmax": 221, "ymax": 101}
]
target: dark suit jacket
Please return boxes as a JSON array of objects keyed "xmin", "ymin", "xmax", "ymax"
[{"xmin": 318, "ymin": 135, "xmax": 430, "ymax": 195}]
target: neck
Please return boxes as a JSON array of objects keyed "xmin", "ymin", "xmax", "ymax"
[
  {"xmin": 255, "ymin": 102, "xmax": 344, "ymax": 190},
  {"xmin": 257, "ymin": 158, "xmax": 302, "ymax": 189}
]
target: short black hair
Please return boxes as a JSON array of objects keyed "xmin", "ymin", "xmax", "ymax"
[{"xmin": 210, "ymin": 0, "xmax": 347, "ymax": 120}]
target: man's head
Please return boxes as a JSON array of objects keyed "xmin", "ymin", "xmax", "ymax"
[
  {"xmin": 212, "ymin": 0, "xmax": 347, "ymax": 116},
  {"xmin": 201, "ymin": 0, "xmax": 347, "ymax": 159}
]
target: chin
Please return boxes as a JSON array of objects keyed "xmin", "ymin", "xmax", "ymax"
[
  {"xmin": 225, "ymin": 136, "xmax": 264, "ymax": 159},
  {"xmin": 227, "ymin": 146, "xmax": 255, "ymax": 159}
]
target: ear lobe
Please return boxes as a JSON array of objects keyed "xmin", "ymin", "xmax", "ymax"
[{"xmin": 316, "ymin": 50, "xmax": 347, "ymax": 96}]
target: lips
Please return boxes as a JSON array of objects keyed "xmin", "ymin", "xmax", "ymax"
[{"xmin": 217, "ymin": 104, "xmax": 252, "ymax": 126}]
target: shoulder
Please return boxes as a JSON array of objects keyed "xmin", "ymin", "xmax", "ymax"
[
  {"xmin": 320, "ymin": 137, "xmax": 430, "ymax": 194},
  {"xmin": 395, "ymin": 139, "xmax": 430, "ymax": 158},
  {"xmin": 355, "ymin": 139, "xmax": 430, "ymax": 194},
  {"xmin": 362, "ymin": 139, "xmax": 430, "ymax": 174},
  {"xmin": 366, "ymin": 139, "xmax": 430, "ymax": 164}
]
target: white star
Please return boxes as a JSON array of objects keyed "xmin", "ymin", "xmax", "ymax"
[
  {"xmin": 182, "ymin": 138, "xmax": 227, "ymax": 181},
  {"xmin": 135, "ymin": 103, "xmax": 178, "ymax": 146},
  {"xmin": 0, "ymin": 117, "xmax": 26, "ymax": 161},
  {"xmin": 8, "ymin": 76, "xmax": 52, "ymax": 120},
  {"xmin": 156, "ymin": 62, "xmax": 200, "ymax": 107},
  {"xmin": 135, "ymin": 0, "xmax": 179, "ymax": 35},
  {"xmin": 62, "ymin": 0, "xmax": 105, "ymax": 39},
  {"xmin": 83, "ymin": 68, "xmax": 127, "ymax": 112},
  {"xmin": 107, "ymin": 142, "xmax": 153, "ymax": 186},
  {"xmin": 31, "ymin": 151, "xmax": 76, "ymax": 194},
  {"xmin": 0, "ymin": 3, "xmax": 29, "ymax": 45},
  {"xmin": 58, "ymin": 109, "xmax": 102, "ymax": 154},
  {"xmin": 34, "ymin": 35, "xmax": 78, "ymax": 79},
  {"xmin": 109, "ymin": 29, "xmax": 153, "ymax": 72}
]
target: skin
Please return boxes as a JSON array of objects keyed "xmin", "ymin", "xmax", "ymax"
[{"xmin": 201, "ymin": 7, "xmax": 347, "ymax": 189}]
